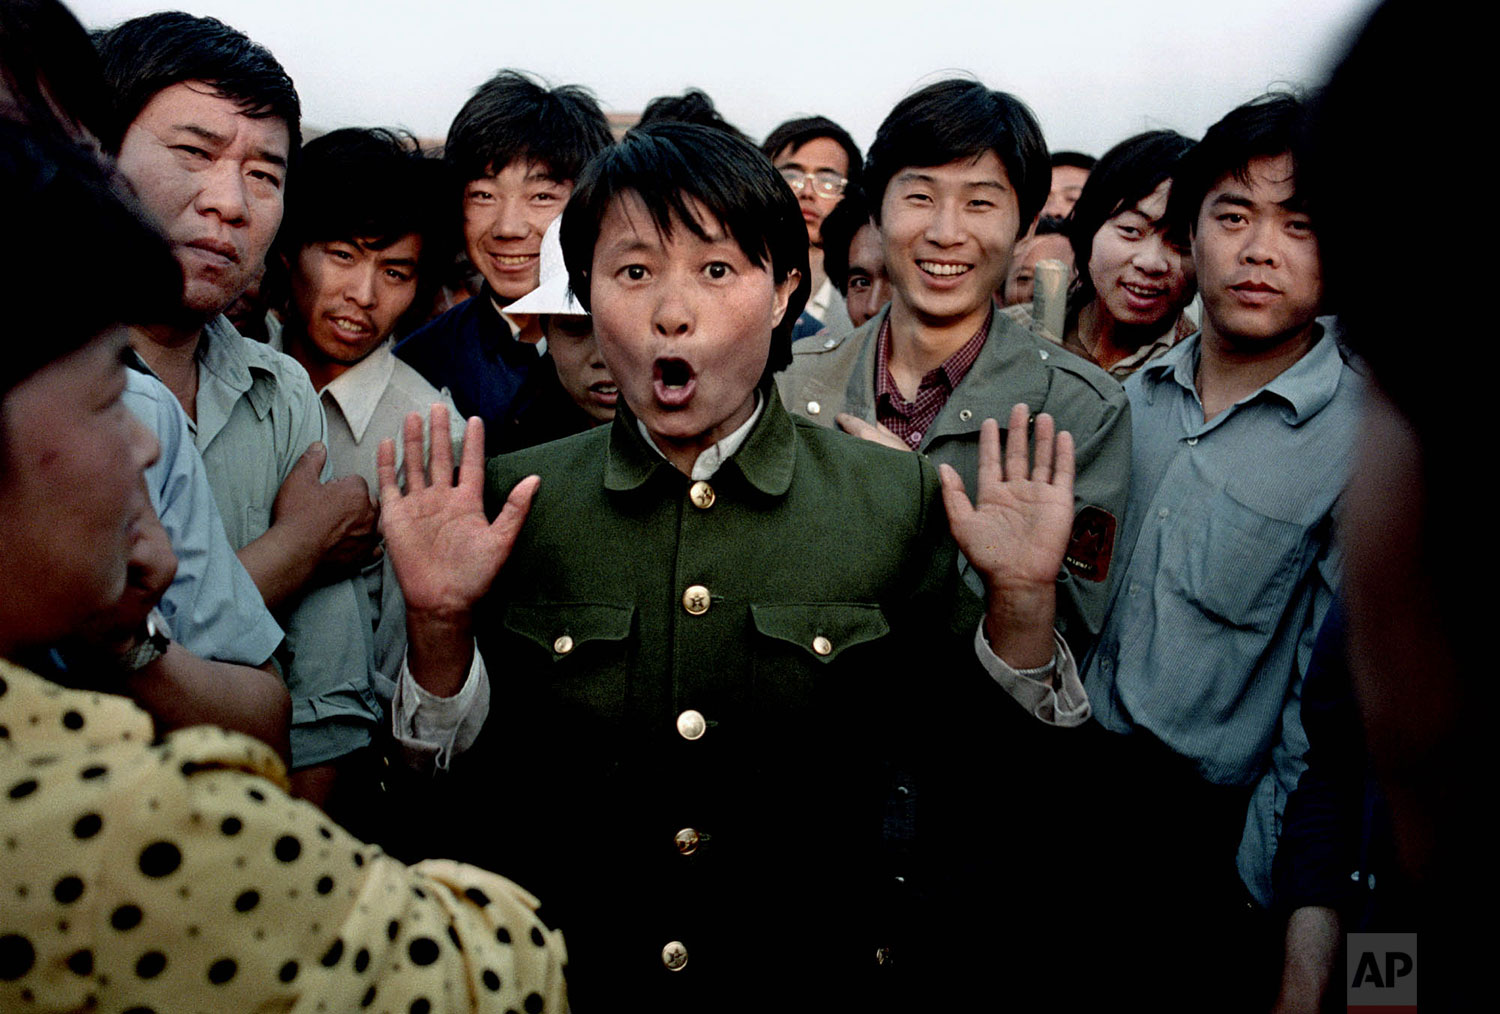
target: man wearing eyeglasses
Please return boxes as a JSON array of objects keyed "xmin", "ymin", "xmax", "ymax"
[
  {"xmin": 777, "ymin": 80, "xmax": 1132, "ymax": 661},
  {"xmin": 762, "ymin": 116, "xmax": 863, "ymax": 338}
]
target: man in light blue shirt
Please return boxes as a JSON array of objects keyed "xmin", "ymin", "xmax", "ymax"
[{"xmin": 1076, "ymin": 94, "xmax": 1362, "ymax": 1006}]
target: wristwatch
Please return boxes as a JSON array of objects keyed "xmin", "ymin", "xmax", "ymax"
[{"xmin": 119, "ymin": 607, "xmax": 172, "ymax": 672}]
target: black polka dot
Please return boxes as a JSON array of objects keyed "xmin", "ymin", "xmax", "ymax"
[
  {"xmin": 530, "ymin": 927, "xmax": 545, "ymax": 947},
  {"xmin": 54, "ymin": 876, "xmax": 84, "ymax": 904},
  {"xmin": 278, "ymin": 960, "xmax": 299, "ymax": 983},
  {"xmin": 8, "ymin": 779, "xmax": 37, "ymax": 800},
  {"xmin": 316, "ymin": 875, "xmax": 333, "ymax": 895},
  {"xmin": 61, "ymin": 710, "xmax": 84, "ymax": 731},
  {"xmin": 411, "ymin": 885, "xmax": 426, "ymax": 900},
  {"xmin": 464, "ymin": 887, "xmax": 492, "ymax": 907},
  {"xmin": 80, "ymin": 765, "xmax": 107, "ymax": 780},
  {"xmin": 138, "ymin": 841, "xmax": 181, "ymax": 878},
  {"xmin": 407, "ymin": 937, "xmax": 439, "ymax": 966},
  {"xmin": 409, "ymin": 1001, "xmax": 431, "ymax": 1014},
  {"xmin": 319, "ymin": 825, "xmax": 333, "ymax": 840},
  {"xmin": 73, "ymin": 813, "xmax": 102, "ymax": 839},
  {"xmin": 274, "ymin": 835, "xmax": 301, "ymax": 862},
  {"xmin": 135, "ymin": 951, "xmax": 166, "ymax": 979},
  {"xmin": 111, "ymin": 905, "xmax": 143, "ymax": 931},
  {"xmin": 234, "ymin": 890, "xmax": 259, "ymax": 913},
  {"xmin": 0, "ymin": 725, "xmax": 9, "ymax": 739},
  {"xmin": 320, "ymin": 938, "xmax": 344, "ymax": 968},
  {"xmin": 207, "ymin": 958, "xmax": 236, "ymax": 984},
  {"xmin": 495, "ymin": 927, "xmax": 511, "ymax": 945},
  {"xmin": 352, "ymin": 852, "xmax": 365, "ymax": 867},
  {"xmin": 360, "ymin": 985, "xmax": 377, "ymax": 1007},
  {"xmin": 220, "ymin": 816, "xmax": 242, "ymax": 836},
  {"xmin": 0, "ymin": 934, "xmax": 35, "ymax": 980},
  {"xmin": 247, "ymin": 788, "xmax": 266, "ymax": 802},
  {"xmin": 482, "ymin": 969, "xmax": 501, "ymax": 991},
  {"xmin": 66, "ymin": 949, "xmax": 93, "ymax": 975},
  {"xmin": 0, "ymin": 674, "xmax": 8, "ymax": 696},
  {"xmin": 524, "ymin": 992, "xmax": 545, "ymax": 1013},
  {"xmin": 386, "ymin": 920, "xmax": 400, "ymax": 941},
  {"xmin": 353, "ymin": 948, "xmax": 370, "ymax": 973}
]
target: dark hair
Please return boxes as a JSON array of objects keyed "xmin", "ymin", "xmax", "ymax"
[
  {"xmin": 1167, "ymin": 92, "xmax": 1307, "ymax": 237},
  {"xmin": 638, "ymin": 88, "xmax": 750, "ymax": 144},
  {"xmin": 559, "ymin": 121, "xmax": 810, "ymax": 386},
  {"xmin": 270, "ymin": 128, "xmax": 454, "ymax": 337},
  {"xmin": 1034, "ymin": 214, "xmax": 1068, "ymax": 237},
  {"xmin": 0, "ymin": 0, "xmax": 110, "ymax": 142},
  {"xmin": 819, "ymin": 184, "xmax": 874, "ymax": 296},
  {"xmin": 94, "ymin": 11, "xmax": 300, "ymax": 157},
  {"xmin": 1068, "ymin": 130, "xmax": 1195, "ymax": 305},
  {"xmin": 1, "ymin": 121, "xmax": 181, "ymax": 394},
  {"xmin": 865, "ymin": 79, "xmax": 1048, "ymax": 238},
  {"xmin": 760, "ymin": 115, "xmax": 862, "ymax": 189},
  {"xmin": 445, "ymin": 70, "xmax": 612, "ymax": 186},
  {"xmin": 1050, "ymin": 150, "xmax": 1096, "ymax": 171}
]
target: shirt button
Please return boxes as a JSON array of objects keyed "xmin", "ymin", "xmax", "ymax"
[
  {"xmin": 553, "ymin": 635, "xmax": 574, "ymax": 655},
  {"xmin": 682, "ymin": 584, "xmax": 711, "ymax": 615},
  {"xmin": 674, "ymin": 828, "xmax": 701, "ymax": 855},
  {"xmin": 1038, "ymin": 349, "xmax": 1050, "ymax": 360},
  {"xmin": 676, "ymin": 709, "xmax": 706, "ymax": 741},
  {"xmin": 688, "ymin": 481, "xmax": 715, "ymax": 509},
  {"xmin": 812, "ymin": 635, "xmax": 832, "ymax": 656},
  {"xmin": 1186, "ymin": 437, "xmax": 1199, "ymax": 446},
  {"xmin": 807, "ymin": 400, "xmax": 821, "ymax": 415},
  {"xmin": 910, "ymin": 430, "xmax": 923, "ymax": 443},
  {"xmin": 662, "ymin": 940, "xmax": 689, "ymax": 971},
  {"xmin": 823, "ymin": 338, "xmax": 837, "ymax": 349},
  {"xmin": 958, "ymin": 409, "xmax": 973, "ymax": 421},
  {"xmin": 1157, "ymin": 507, "xmax": 1169, "ymax": 519}
]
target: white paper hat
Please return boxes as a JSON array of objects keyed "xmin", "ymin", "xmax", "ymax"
[{"xmin": 506, "ymin": 216, "xmax": 587, "ymax": 316}]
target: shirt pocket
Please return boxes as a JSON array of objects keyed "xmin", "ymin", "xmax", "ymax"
[
  {"xmin": 500, "ymin": 602, "xmax": 636, "ymax": 721},
  {"xmin": 1178, "ymin": 489, "xmax": 1307, "ymax": 635},
  {"xmin": 748, "ymin": 602, "xmax": 891, "ymax": 714}
]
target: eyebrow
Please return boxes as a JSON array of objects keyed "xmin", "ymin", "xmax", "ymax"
[
  {"xmin": 1209, "ymin": 191, "xmax": 1308, "ymax": 215},
  {"xmin": 168, "ymin": 123, "xmax": 287, "ymax": 167},
  {"xmin": 894, "ymin": 171, "xmax": 1008, "ymax": 192}
]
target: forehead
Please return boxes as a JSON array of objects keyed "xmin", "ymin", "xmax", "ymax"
[
  {"xmin": 895, "ymin": 150, "xmax": 1012, "ymax": 189},
  {"xmin": 1051, "ymin": 165, "xmax": 1090, "ymax": 190},
  {"xmin": 475, "ymin": 158, "xmax": 561, "ymax": 186},
  {"xmin": 596, "ymin": 190, "xmax": 733, "ymax": 252},
  {"xmin": 1202, "ymin": 153, "xmax": 1298, "ymax": 209},
  {"xmin": 1115, "ymin": 179, "xmax": 1173, "ymax": 220},
  {"xmin": 774, "ymin": 136, "xmax": 849, "ymax": 172},
  {"xmin": 134, "ymin": 80, "xmax": 289, "ymax": 159}
]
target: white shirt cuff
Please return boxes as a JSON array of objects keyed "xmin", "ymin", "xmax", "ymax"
[
  {"xmin": 973, "ymin": 624, "xmax": 1091, "ymax": 726},
  {"xmin": 391, "ymin": 643, "xmax": 490, "ymax": 771}
]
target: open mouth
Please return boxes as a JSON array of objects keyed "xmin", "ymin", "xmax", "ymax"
[
  {"xmin": 659, "ymin": 359, "xmax": 691, "ymax": 388},
  {"xmin": 328, "ymin": 316, "xmax": 374, "ymax": 338},
  {"xmin": 653, "ymin": 358, "xmax": 696, "ymax": 406},
  {"xmin": 918, "ymin": 261, "xmax": 972, "ymax": 278}
]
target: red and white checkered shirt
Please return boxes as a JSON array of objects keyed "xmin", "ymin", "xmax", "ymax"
[{"xmin": 874, "ymin": 308, "xmax": 992, "ymax": 450}]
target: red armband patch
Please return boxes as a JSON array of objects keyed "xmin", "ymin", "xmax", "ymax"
[{"xmin": 1064, "ymin": 506, "xmax": 1117, "ymax": 583}]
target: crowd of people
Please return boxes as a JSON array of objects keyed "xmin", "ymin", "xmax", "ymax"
[{"xmin": 0, "ymin": 0, "xmax": 1478, "ymax": 1010}]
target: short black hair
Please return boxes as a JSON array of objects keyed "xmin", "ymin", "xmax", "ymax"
[
  {"xmin": 638, "ymin": 88, "xmax": 750, "ymax": 144},
  {"xmin": 445, "ymin": 70, "xmax": 612, "ymax": 185},
  {"xmin": 819, "ymin": 184, "xmax": 874, "ymax": 296},
  {"xmin": 1034, "ymin": 215, "xmax": 1069, "ymax": 237},
  {"xmin": 271, "ymin": 127, "xmax": 454, "ymax": 337},
  {"xmin": 1068, "ymin": 130, "xmax": 1195, "ymax": 305},
  {"xmin": 760, "ymin": 115, "xmax": 863, "ymax": 189},
  {"xmin": 865, "ymin": 79, "xmax": 1048, "ymax": 239},
  {"xmin": 559, "ymin": 121, "xmax": 810, "ymax": 386},
  {"xmin": 1051, "ymin": 150, "xmax": 1096, "ymax": 171},
  {"xmin": 0, "ymin": 121, "xmax": 181, "ymax": 395},
  {"xmin": 94, "ymin": 11, "xmax": 300, "ymax": 158},
  {"xmin": 0, "ymin": 0, "xmax": 110, "ymax": 142},
  {"xmin": 1167, "ymin": 92, "xmax": 1307, "ymax": 237}
]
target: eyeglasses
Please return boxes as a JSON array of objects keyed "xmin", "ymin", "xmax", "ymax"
[{"xmin": 777, "ymin": 167, "xmax": 847, "ymax": 198}]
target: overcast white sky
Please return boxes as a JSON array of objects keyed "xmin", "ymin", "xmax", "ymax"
[{"xmin": 72, "ymin": 0, "xmax": 1375, "ymax": 156}]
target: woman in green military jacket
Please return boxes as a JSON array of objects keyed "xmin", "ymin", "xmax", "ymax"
[{"xmin": 379, "ymin": 123, "xmax": 1082, "ymax": 1008}]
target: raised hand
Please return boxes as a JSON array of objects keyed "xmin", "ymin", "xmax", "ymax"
[
  {"xmin": 938, "ymin": 403, "xmax": 1075, "ymax": 668},
  {"xmin": 377, "ymin": 405, "xmax": 537, "ymax": 619}
]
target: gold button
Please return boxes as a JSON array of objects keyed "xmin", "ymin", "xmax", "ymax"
[
  {"xmin": 674, "ymin": 828, "xmax": 701, "ymax": 855},
  {"xmin": 688, "ymin": 481, "xmax": 715, "ymax": 509},
  {"xmin": 682, "ymin": 584, "xmax": 711, "ymax": 615},
  {"xmin": 812, "ymin": 635, "xmax": 832, "ymax": 656},
  {"xmin": 662, "ymin": 940, "xmax": 688, "ymax": 971},
  {"xmin": 676, "ymin": 709, "xmax": 706, "ymax": 741},
  {"xmin": 959, "ymin": 408, "xmax": 973, "ymax": 421},
  {"xmin": 806, "ymin": 400, "xmax": 821, "ymax": 415},
  {"xmin": 553, "ymin": 635, "xmax": 574, "ymax": 655}
]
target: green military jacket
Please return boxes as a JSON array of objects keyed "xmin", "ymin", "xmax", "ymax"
[
  {"xmin": 777, "ymin": 304, "xmax": 1132, "ymax": 653},
  {"xmin": 441, "ymin": 393, "xmax": 1010, "ymax": 1006}
]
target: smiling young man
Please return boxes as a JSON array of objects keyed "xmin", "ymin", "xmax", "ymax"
[
  {"xmin": 97, "ymin": 13, "xmax": 383, "ymax": 804},
  {"xmin": 377, "ymin": 122, "xmax": 1084, "ymax": 1005},
  {"xmin": 395, "ymin": 71, "xmax": 613, "ymax": 453},
  {"xmin": 778, "ymin": 79, "xmax": 1131, "ymax": 657},
  {"xmin": 1073, "ymin": 94, "xmax": 1363, "ymax": 1006}
]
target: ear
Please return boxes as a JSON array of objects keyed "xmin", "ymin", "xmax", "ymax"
[{"xmin": 771, "ymin": 269, "xmax": 801, "ymax": 329}]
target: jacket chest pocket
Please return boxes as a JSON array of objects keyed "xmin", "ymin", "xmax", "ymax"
[
  {"xmin": 500, "ymin": 602, "xmax": 636, "ymax": 721},
  {"xmin": 748, "ymin": 602, "xmax": 891, "ymax": 716}
]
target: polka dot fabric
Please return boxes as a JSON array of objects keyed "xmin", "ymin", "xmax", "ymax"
[{"xmin": 0, "ymin": 660, "xmax": 567, "ymax": 1012}]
